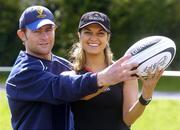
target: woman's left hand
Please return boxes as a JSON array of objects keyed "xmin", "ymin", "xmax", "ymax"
[{"xmin": 139, "ymin": 67, "xmax": 164, "ymax": 99}]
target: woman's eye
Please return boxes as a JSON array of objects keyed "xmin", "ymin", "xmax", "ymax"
[
  {"xmin": 98, "ymin": 32, "xmax": 105, "ymax": 36},
  {"xmin": 84, "ymin": 31, "xmax": 91, "ymax": 34}
]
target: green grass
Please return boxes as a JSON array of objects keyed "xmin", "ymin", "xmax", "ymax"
[
  {"xmin": 1, "ymin": 90, "xmax": 180, "ymax": 130},
  {"xmin": 0, "ymin": 72, "xmax": 9, "ymax": 83},
  {"xmin": 1, "ymin": 72, "xmax": 180, "ymax": 130},
  {"xmin": 132, "ymin": 100, "xmax": 180, "ymax": 130},
  {"xmin": 137, "ymin": 76, "xmax": 180, "ymax": 92},
  {"xmin": 156, "ymin": 76, "xmax": 180, "ymax": 92},
  {"xmin": 0, "ymin": 91, "xmax": 12, "ymax": 130}
]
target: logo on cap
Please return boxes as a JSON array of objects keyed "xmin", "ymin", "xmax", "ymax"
[
  {"xmin": 37, "ymin": 7, "xmax": 46, "ymax": 18},
  {"xmin": 88, "ymin": 13, "xmax": 105, "ymax": 22},
  {"xmin": 78, "ymin": 11, "xmax": 111, "ymax": 33}
]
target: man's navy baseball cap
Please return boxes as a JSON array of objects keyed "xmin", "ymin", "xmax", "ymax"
[
  {"xmin": 19, "ymin": 5, "xmax": 55, "ymax": 31},
  {"xmin": 78, "ymin": 11, "xmax": 111, "ymax": 33}
]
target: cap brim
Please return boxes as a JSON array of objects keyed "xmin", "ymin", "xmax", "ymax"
[
  {"xmin": 79, "ymin": 21, "xmax": 110, "ymax": 33},
  {"xmin": 26, "ymin": 19, "xmax": 55, "ymax": 31}
]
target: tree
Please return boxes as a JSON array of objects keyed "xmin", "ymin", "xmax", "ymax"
[
  {"xmin": 0, "ymin": 0, "xmax": 23, "ymax": 66},
  {"xmin": 0, "ymin": 0, "xmax": 179, "ymax": 70}
]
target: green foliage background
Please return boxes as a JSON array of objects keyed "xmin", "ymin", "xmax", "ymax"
[{"xmin": 0, "ymin": 0, "xmax": 180, "ymax": 70}]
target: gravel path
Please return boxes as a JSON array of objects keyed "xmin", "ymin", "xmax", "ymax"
[{"xmin": 153, "ymin": 91, "xmax": 180, "ymax": 100}]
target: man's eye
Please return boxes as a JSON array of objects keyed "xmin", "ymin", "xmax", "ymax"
[
  {"xmin": 33, "ymin": 30, "xmax": 41, "ymax": 33},
  {"xmin": 46, "ymin": 28, "xmax": 53, "ymax": 32}
]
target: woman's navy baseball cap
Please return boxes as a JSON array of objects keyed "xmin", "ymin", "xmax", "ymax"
[
  {"xmin": 78, "ymin": 11, "xmax": 111, "ymax": 33},
  {"xmin": 19, "ymin": 5, "xmax": 55, "ymax": 31}
]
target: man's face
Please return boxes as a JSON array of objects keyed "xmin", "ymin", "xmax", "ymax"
[{"xmin": 19, "ymin": 24, "xmax": 56, "ymax": 60}]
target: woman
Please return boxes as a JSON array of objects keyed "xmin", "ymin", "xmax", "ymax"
[{"xmin": 69, "ymin": 11, "xmax": 163, "ymax": 130}]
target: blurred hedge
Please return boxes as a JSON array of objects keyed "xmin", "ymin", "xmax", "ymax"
[{"xmin": 0, "ymin": 0, "xmax": 179, "ymax": 70}]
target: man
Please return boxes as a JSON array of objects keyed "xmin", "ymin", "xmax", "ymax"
[{"xmin": 6, "ymin": 5, "xmax": 138, "ymax": 130}]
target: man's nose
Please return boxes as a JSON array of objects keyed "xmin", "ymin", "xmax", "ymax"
[{"xmin": 41, "ymin": 31, "xmax": 49, "ymax": 39}]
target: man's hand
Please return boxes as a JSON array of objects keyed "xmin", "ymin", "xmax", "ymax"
[{"xmin": 97, "ymin": 55, "xmax": 138, "ymax": 87}]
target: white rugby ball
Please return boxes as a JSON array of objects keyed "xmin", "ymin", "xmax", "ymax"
[{"xmin": 125, "ymin": 36, "xmax": 176, "ymax": 77}]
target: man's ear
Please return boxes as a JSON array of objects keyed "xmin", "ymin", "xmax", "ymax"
[{"xmin": 17, "ymin": 30, "xmax": 26, "ymax": 43}]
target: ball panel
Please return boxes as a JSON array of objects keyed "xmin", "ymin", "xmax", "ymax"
[
  {"xmin": 124, "ymin": 36, "xmax": 176, "ymax": 77},
  {"xmin": 125, "ymin": 38, "xmax": 160, "ymax": 56},
  {"xmin": 137, "ymin": 52, "xmax": 172, "ymax": 76},
  {"xmin": 126, "ymin": 36, "xmax": 175, "ymax": 55}
]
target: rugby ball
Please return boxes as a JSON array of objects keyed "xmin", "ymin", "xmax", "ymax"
[{"xmin": 125, "ymin": 36, "xmax": 176, "ymax": 77}]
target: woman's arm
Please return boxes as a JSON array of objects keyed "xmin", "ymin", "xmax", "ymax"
[
  {"xmin": 123, "ymin": 69, "xmax": 163, "ymax": 126},
  {"xmin": 123, "ymin": 79, "xmax": 143, "ymax": 126}
]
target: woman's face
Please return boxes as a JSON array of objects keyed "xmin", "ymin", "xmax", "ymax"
[{"xmin": 79, "ymin": 24, "xmax": 109, "ymax": 56}]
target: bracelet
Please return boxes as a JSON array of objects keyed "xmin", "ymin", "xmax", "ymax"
[{"xmin": 139, "ymin": 95, "xmax": 152, "ymax": 106}]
